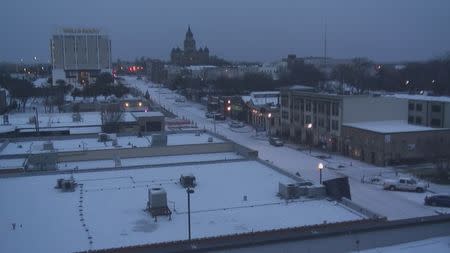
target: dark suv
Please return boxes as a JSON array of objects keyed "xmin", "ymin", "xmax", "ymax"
[
  {"xmin": 269, "ymin": 137, "xmax": 284, "ymax": 146},
  {"xmin": 425, "ymin": 195, "xmax": 450, "ymax": 207}
]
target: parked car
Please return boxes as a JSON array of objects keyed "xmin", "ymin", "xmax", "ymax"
[
  {"xmin": 213, "ymin": 113, "xmax": 225, "ymax": 121},
  {"xmin": 424, "ymin": 195, "xmax": 450, "ymax": 207},
  {"xmin": 205, "ymin": 112, "xmax": 215, "ymax": 118},
  {"xmin": 269, "ymin": 137, "xmax": 284, "ymax": 146},
  {"xmin": 175, "ymin": 97, "xmax": 186, "ymax": 103},
  {"xmin": 383, "ymin": 178, "xmax": 428, "ymax": 192},
  {"xmin": 229, "ymin": 121, "xmax": 244, "ymax": 128}
]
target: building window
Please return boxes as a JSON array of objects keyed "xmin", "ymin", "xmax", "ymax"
[
  {"xmin": 431, "ymin": 105, "xmax": 441, "ymax": 113},
  {"xmin": 305, "ymin": 115, "xmax": 311, "ymax": 124},
  {"xmin": 416, "ymin": 103, "xmax": 422, "ymax": 111},
  {"xmin": 408, "ymin": 116, "xmax": 414, "ymax": 123},
  {"xmin": 281, "ymin": 96, "xmax": 288, "ymax": 107},
  {"xmin": 305, "ymin": 102, "xmax": 311, "ymax": 112},
  {"xmin": 408, "ymin": 103, "xmax": 414, "ymax": 111},
  {"xmin": 318, "ymin": 118, "xmax": 324, "ymax": 127},
  {"xmin": 332, "ymin": 103, "xmax": 339, "ymax": 116},
  {"xmin": 331, "ymin": 120, "xmax": 339, "ymax": 131},
  {"xmin": 318, "ymin": 103, "xmax": 324, "ymax": 113},
  {"xmin": 431, "ymin": 118, "xmax": 441, "ymax": 127},
  {"xmin": 282, "ymin": 111, "xmax": 289, "ymax": 119},
  {"xmin": 415, "ymin": 117, "xmax": 422, "ymax": 124}
]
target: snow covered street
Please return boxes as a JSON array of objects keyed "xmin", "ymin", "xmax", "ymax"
[{"xmin": 123, "ymin": 76, "xmax": 450, "ymax": 220}]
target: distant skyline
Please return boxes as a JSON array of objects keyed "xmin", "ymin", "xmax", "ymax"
[{"xmin": 1, "ymin": 0, "xmax": 450, "ymax": 63}]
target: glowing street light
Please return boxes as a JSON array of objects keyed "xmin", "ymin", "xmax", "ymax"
[
  {"xmin": 138, "ymin": 102, "xmax": 142, "ymax": 107},
  {"xmin": 125, "ymin": 102, "xmax": 129, "ymax": 107},
  {"xmin": 307, "ymin": 123, "xmax": 313, "ymax": 154},
  {"xmin": 268, "ymin": 113, "xmax": 272, "ymax": 118},
  {"xmin": 227, "ymin": 106, "xmax": 231, "ymax": 111},
  {"xmin": 318, "ymin": 162, "xmax": 324, "ymax": 184},
  {"xmin": 405, "ymin": 80, "xmax": 410, "ymax": 85}
]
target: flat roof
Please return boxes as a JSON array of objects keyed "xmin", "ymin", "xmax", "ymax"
[
  {"xmin": 343, "ymin": 120, "xmax": 446, "ymax": 134},
  {"xmin": 132, "ymin": 111, "xmax": 165, "ymax": 118},
  {"xmin": 0, "ymin": 160, "xmax": 363, "ymax": 253},
  {"xmin": 389, "ymin": 94, "xmax": 450, "ymax": 103},
  {"xmin": 0, "ymin": 112, "xmax": 142, "ymax": 131},
  {"xmin": 0, "ymin": 132, "xmax": 224, "ymax": 156}
]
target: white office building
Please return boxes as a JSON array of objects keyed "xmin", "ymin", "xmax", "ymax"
[{"xmin": 50, "ymin": 28, "xmax": 112, "ymax": 85}]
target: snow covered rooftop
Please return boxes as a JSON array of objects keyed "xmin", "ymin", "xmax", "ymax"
[
  {"xmin": 0, "ymin": 132, "xmax": 224, "ymax": 156},
  {"xmin": 288, "ymin": 85, "xmax": 315, "ymax": 91},
  {"xmin": 132, "ymin": 111, "xmax": 164, "ymax": 118},
  {"xmin": 0, "ymin": 160, "xmax": 364, "ymax": 253},
  {"xmin": 243, "ymin": 91, "xmax": 280, "ymax": 107},
  {"xmin": 343, "ymin": 120, "xmax": 446, "ymax": 134},
  {"xmin": 186, "ymin": 65, "xmax": 217, "ymax": 71},
  {"xmin": 388, "ymin": 94, "xmax": 450, "ymax": 103}
]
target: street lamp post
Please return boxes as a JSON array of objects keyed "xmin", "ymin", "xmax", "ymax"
[
  {"xmin": 267, "ymin": 113, "xmax": 272, "ymax": 136},
  {"xmin": 318, "ymin": 162, "xmax": 324, "ymax": 184},
  {"xmin": 186, "ymin": 188, "xmax": 194, "ymax": 241},
  {"xmin": 33, "ymin": 107, "xmax": 39, "ymax": 134},
  {"xmin": 307, "ymin": 123, "xmax": 313, "ymax": 154}
]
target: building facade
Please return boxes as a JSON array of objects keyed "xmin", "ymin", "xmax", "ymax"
[
  {"xmin": 391, "ymin": 94, "xmax": 450, "ymax": 128},
  {"xmin": 50, "ymin": 28, "xmax": 112, "ymax": 85},
  {"xmin": 170, "ymin": 26, "xmax": 210, "ymax": 66},
  {"xmin": 279, "ymin": 87, "xmax": 407, "ymax": 152},
  {"xmin": 342, "ymin": 121, "xmax": 450, "ymax": 166}
]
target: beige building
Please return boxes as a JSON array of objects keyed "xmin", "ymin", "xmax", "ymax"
[
  {"xmin": 342, "ymin": 121, "xmax": 450, "ymax": 166},
  {"xmin": 390, "ymin": 94, "xmax": 450, "ymax": 128},
  {"xmin": 50, "ymin": 28, "xmax": 112, "ymax": 85},
  {"xmin": 280, "ymin": 87, "xmax": 407, "ymax": 151}
]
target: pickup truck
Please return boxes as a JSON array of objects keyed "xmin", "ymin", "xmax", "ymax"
[{"xmin": 383, "ymin": 178, "xmax": 428, "ymax": 193}]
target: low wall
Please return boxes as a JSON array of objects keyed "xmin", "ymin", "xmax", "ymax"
[
  {"xmin": 57, "ymin": 142, "xmax": 234, "ymax": 162},
  {"xmin": 340, "ymin": 197, "xmax": 386, "ymax": 219},
  {"xmin": 86, "ymin": 214, "xmax": 450, "ymax": 253}
]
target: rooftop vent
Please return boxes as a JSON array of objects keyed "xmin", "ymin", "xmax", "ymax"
[
  {"xmin": 55, "ymin": 177, "xmax": 77, "ymax": 192},
  {"xmin": 180, "ymin": 174, "xmax": 196, "ymax": 188}
]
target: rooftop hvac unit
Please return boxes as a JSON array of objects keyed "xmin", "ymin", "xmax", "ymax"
[
  {"xmin": 43, "ymin": 141, "xmax": 54, "ymax": 151},
  {"xmin": 72, "ymin": 113, "xmax": 81, "ymax": 122},
  {"xmin": 114, "ymin": 155, "xmax": 121, "ymax": 167},
  {"xmin": 55, "ymin": 177, "xmax": 77, "ymax": 192},
  {"xmin": 151, "ymin": 134, "xmax": 167, "ymax": 147},
  {"xmin": 98, "ymin": 133, "xmax": 108, "ymax": 142},
  {"xmin": 148, "ymin": 188, "xmax": 168, "ymax": 209},
  {"xmin": 3, "ymin": 114, "xmax": 9, "ymax": 124},
  {"xmin": 180, "ymin": 174, "xmax": 196, "ymax": 188},
  {"xmin": 28, "ymin": 116, "xmax": 36, "ymax": 124},
  {"xmin": 307, "ymin": 185, "xmax": 327, "ymax": 198},
  {"xmin": 278, "ymin": 182, "xmax": 299, "ymax": 199},
  {"xmin": 208, "ymin": 137, "xmax": 213, "ymax": 142},
  {"xmin": 147, "ymin": 188, "xmax": 171, "ymax": 220}
]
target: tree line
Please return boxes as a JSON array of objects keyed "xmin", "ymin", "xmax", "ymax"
[
  {"xmin": 166, "ymin": 54, "xmax": 450, "ymax": 96},
  {"xmin": 0, "ymin": 72, "xmax": 129, "ymax": 113}
]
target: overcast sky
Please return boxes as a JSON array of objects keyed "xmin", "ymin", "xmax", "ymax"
[{"xmin": 1, "ymin": 0, "xmax": 450, "ymax": 63}]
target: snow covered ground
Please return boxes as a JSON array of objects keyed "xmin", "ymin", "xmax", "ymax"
[
  {"xmin": 0, "ymin": 160, "xmax": 363, "ymax": 253},
  {"xmin": 0, "ymin": 132, "xmax": 224, "ymax": 156},
  {"xmin": 58, "ymin": 152, "xmax": 243, "ymax": 171},
  {"xmin": 122, "ymin": 76, "xmax": 450, "ymax": 220},
  {"xmin": 357, "ymin": 236, "xmax": 450, "ymax": 253}
]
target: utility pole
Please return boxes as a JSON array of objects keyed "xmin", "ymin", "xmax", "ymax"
[{"xmin": 324, "ymin": 22, "xmax": 328, "ymax": 67}]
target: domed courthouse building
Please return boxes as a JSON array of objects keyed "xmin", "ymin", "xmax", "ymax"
[{"xmin": 170, "ymin": 26, "xmax": 210, "ymax": 66}]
